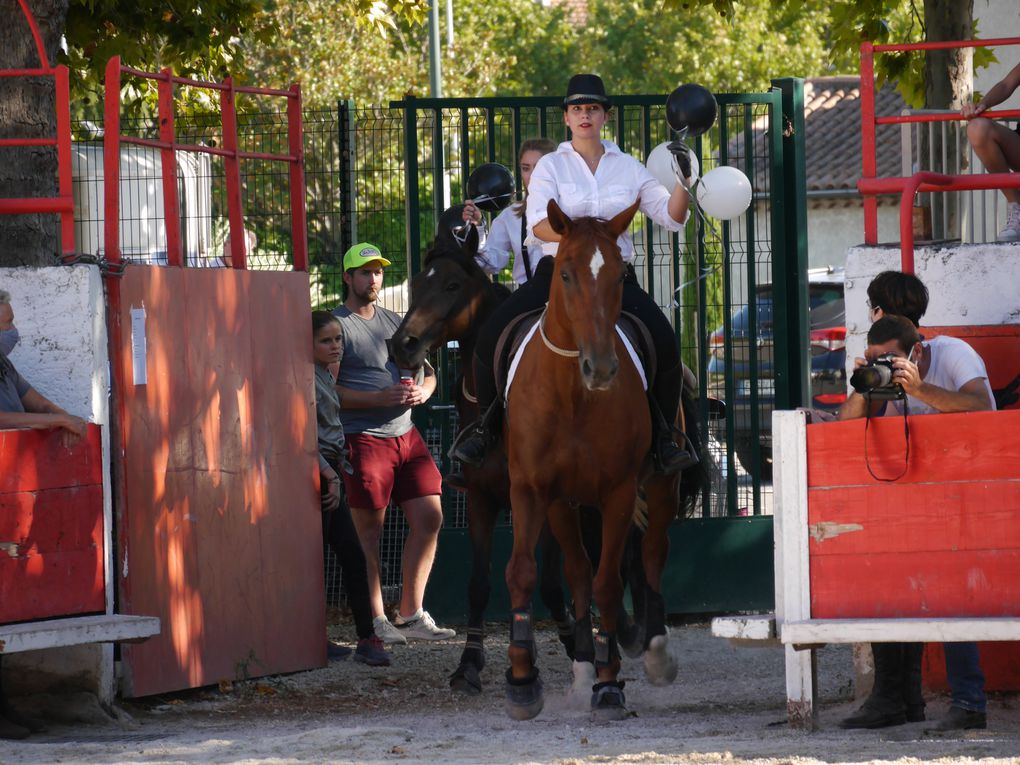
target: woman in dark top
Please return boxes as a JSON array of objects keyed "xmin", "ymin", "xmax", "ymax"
[{"xmin": 312, "ymin": 310, "xmax": 390, "ymax": 667}]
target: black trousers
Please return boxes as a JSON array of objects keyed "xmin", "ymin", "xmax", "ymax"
[
  {"xmin": 473, "ymin": 257, "xmax": 680, "ymax": 406},
  {"xmin": 322, "ymin": 458, "xmax": 373, "ymax": 640}
]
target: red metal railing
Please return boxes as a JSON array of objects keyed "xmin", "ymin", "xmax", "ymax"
[
  {"xmin": 103, "ymin": 57, "xmax": 308, "ymax": 271},
  {"xmin": 0, "ymin": 0, "xmax": 75, "ymax": 254},
  {"xmin": 859, "ymin": 38, "xmax": 1020, "ymax": 271}
]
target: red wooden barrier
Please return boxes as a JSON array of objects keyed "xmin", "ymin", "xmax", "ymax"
[{"xmin": 0, "ymin": 425, "xmax": 105, "ymax": 624}]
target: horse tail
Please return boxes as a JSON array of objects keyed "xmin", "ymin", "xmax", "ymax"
[{"xmin": 675, "ymin": 387, "xmax": 708, "ymax": 519}]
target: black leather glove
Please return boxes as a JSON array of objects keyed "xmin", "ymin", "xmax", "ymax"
[{"xmin": 666, "ymin": 138, "xmax": 692, "ymax": 181}]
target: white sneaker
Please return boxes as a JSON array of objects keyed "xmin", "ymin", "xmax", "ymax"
[
  {"xmin": 373, "ymin": 615, "xmax": 407, "ymax": 645},
  {"xmin": 998, "ymin": 203, "xmax": 1020, "ymax": 242},
  {"xmin": 394, "ymin": 609, "xmax": 456, "ymax": 640}
]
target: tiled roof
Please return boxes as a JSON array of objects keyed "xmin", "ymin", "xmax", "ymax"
[
  {"xmin": 802, "ymin": 76, "xmax": 905, "ymax": 192},
  {"xmin": 724, "ymin": 76, "xmax": 905, "ymax": 196}
]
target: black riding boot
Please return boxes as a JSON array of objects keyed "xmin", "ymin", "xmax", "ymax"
[
  {"xmin": 450, "ymin": 356, "xmax": 500, "ymax": 467},
  {"xmin": 840, "ymin": 643, "xmax": 908, "ymax": 729},
  {"xmin": 650, "ymin": 362, "xmax": 699, "ymax": 475},
  {"xmin": 902, "ymin": 642, "xmax": 926, "ymax": 722}
]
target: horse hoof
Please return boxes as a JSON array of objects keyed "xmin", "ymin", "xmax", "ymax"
[
  {"xmin": 449, "ymin": 663, "xmax": 483, "ymax": 696},
  {"xmin": 590, "ymin": 681, "xmax": 627, "ymax": 722},
  {"xmin": 568, "ymin": 661, "xmax": 597, "ymax": 709},
  {"xmin": 619, "ymin": 622, "xmax": 645, "ymax": 659},
  {"xmin": 505, "ymin": 671, "xmax": 544, "ymax": 720},
  {"xmin": 643, "ymin": 634, "xmax": 677, "ymax": 686}
]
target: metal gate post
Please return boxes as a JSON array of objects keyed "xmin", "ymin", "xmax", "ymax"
[
  {"xmin": 403, "ymin": 96, "xmax": 422, "ymax": 274},
  {"xmin": 771, "ymin": 77, "xmax": 810, "ymax": 411},
  {"xmin": 338, "ymin": 99, "xmax": 356, "ymax": 257}
]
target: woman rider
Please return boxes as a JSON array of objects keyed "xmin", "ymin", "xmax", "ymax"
[{"xmin": 453, "ymin": 73, "xmax": 697, "ymax": 474}]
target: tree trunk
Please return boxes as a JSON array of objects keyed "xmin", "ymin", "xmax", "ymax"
[
  {"xmin": 0, "ymin": 0, "xmax": 70, "ymax": 266},
  {"xmin": 921, "ymin": 0, "xmax": 973, "ymax": 240}
]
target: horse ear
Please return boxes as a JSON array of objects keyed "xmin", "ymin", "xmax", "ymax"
[
  {"xmin": 607, "ymin": 198, "xmax": 641, "ymax": 238},
  {"xmin": 546, "ymin": 199, "xmax": 572, "ymax": 235}
]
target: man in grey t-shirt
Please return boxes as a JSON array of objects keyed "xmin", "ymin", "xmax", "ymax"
[{"xmin": 333, "ymin": 243, "xmax": 454, "ymax": 645}]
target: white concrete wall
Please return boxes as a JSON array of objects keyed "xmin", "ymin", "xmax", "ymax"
[
  {"xmin": 844, "ymin": 243, "xmax": 1020, "ymax": 376},
  {"xmin": 0, "ymin": 265, "xmax": 108, "ymax": 422},
  {"xmin": 0, "ymin": 264, "xmax": 114, "ymax": 704}
]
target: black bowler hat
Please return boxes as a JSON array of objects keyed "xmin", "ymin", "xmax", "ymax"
[{"xmin": 563, "ymin": 73, "xmax": 612, "ymax": 110}]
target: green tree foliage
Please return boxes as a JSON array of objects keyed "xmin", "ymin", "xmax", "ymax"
[
  {"xmin": 244, "ymin": 0, "xmax": 578, "ymax": 107},
  {"xmin": 62, "ymin": 0, "xmax": 429, "ymax": 113},
  {"xmin": 666, "ymin": 0, "xmax": 993, "ymax": 107},
  {"xmin": 585, "ymin": 0, "xmax": 855, "ymax": 95}
]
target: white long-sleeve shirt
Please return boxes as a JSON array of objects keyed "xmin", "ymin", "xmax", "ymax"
[
  {"xmin": 474, "ymin": 205, "xmax": 546, "ymax": 285},
  {"xmin": 525, "ymin": 140, "xmax": 688, "ymax": 261}
]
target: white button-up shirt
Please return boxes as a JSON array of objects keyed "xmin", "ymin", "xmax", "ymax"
[
  {"xmin": 525, "ymin": 140, "xmax": 688, "ymax": 261},
  {"xmin": 475, "ymin": 204, "xmax": 545, "ymax": 285}
]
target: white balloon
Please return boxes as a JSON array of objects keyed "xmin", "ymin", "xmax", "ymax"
[
  {"xmin": 695, "ymin": 165, "xmax": 752, "ymax": 220},
  {"xmin": 645, "ymin": 142, "xmax": 699, "ymax": 194}
]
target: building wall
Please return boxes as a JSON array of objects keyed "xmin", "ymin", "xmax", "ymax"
[
  {"xmin": 807, "ymin": 203, "xmax": 900, "ymax": 269},
  {"xmin": 975, "ymin": 5, "xmax": 1020, "ymax": 109}
]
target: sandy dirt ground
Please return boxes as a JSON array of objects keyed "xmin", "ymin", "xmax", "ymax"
[{"xmin": 1, "ymin": 620, "xmax": 1018, "ymax": 765}]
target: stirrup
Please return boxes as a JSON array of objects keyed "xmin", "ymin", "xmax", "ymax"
[{"xmin": 653, "ymin": 430, "xmax": 699, "ymax": 475}]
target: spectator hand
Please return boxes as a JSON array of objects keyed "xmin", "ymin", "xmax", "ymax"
[
  {"xmin": 322, "ymin": 478, "xmax": 341, "ymax": 512},
  {"xmin": 892, "ymin": 356, "xmax": 922, "ymax": 395},
  {"xmin": 462, "ymin": 200, "xmax": 482, "ymax": 226},
  {"xmin": 666, "ymin": 139, "xmax": 693, "ymax": 182},
  {"xmin": 379, "ymin": 383, "xmax": 411, "ymax": 407},
  {"xmin": 59, "ymin": 415, "xmax": 88, "ymax": 442},
  {"xmin": 402, "ymin": 383, "xmax": 430, "ymax": 407},
  {"xmin": 961, "ymin": 101, "xmax": 986, "ymax": 120}
]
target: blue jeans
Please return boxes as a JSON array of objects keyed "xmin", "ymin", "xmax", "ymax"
[{"xmin": 944, "ymin": 642, "xmax": 986, "ymax": 712}]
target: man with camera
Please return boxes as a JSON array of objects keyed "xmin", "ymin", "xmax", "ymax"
[{"xmin": 838, "ymin": 312, "xmax": 994, "ymax": 732}]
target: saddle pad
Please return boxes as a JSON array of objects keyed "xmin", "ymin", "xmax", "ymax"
[{"xmin": 505, "ymin": 320, "xmax": 648, "ymax": 403}]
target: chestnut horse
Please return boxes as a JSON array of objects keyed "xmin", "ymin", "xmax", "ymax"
[
  {"xmin": 502, "ymin": 199, "xmax": 700, "ymax": 722},
  {"xmin": 389, "ymin": 226, "xmax": 586, "ymax": 694}
]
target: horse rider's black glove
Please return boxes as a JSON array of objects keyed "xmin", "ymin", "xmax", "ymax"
[{"xmin": 666, "ymin": 139, "xmax": 692, "ymax": 183}]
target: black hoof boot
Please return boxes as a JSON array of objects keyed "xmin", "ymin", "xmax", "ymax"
[
  {"xmin": 450, "ymin": 662, "xmax": 483, "ymax": 696},
  {"xmin": 505, "ymin": 668, "xmax": 544, "ymax": 720},
  {"xmin": 556, "ymin": 614, "xmax": 576, "ymax": 661},
  {"xmin": 590, "ymin": 680, "xmax": 627, "ymax": 722}
]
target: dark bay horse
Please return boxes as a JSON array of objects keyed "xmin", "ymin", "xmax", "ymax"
[
  {"xmin": 389, "ymin": 226, "xmax": 582, "ymax": 694},
  {"xmin": 502, "ymin": 199, "xmax": 702, "ymax": 722}
]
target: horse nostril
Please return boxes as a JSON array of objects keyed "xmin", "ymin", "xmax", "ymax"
[{"xmin": 582, "ymin": 358, "xmax": 594, "ymax": 379}]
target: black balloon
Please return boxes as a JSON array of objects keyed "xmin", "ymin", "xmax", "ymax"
[
  {"xmin": 467, "ymin": 162, "xmax": 515, "ymax": 212},
  {"xmin": 666, "ymin": 84, "xmax": 717, "ymax": 138}
]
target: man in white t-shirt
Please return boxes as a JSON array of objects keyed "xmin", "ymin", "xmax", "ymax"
[{"xmin": 839, "ymin": 272, "xmax": 995, "ymax": 734}]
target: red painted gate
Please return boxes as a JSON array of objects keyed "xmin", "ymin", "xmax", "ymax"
[{"xmin": 112, "ymin": 266, "xmax": 324, "ymax": 697}]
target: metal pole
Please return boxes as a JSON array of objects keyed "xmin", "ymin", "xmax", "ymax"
[
  {"xmin": 428, "ymin": 0, "xmax": 442, "ymax": 98},
  {"xmin": 446, "ymin": 0, "xmax": 454, "ymax": 56}
]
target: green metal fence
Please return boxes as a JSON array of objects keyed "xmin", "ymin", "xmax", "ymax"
[{"xmin": 69, "ymin": 79, "xmax": 809, "ymax": 616}]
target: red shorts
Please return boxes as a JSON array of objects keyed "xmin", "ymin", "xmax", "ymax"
[{"xmin": 342, "ymin": 428, "xmax": 442, "ymax": 510}]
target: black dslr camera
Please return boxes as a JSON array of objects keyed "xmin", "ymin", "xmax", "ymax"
[{"xmin": 849, "ymin": 353, "xmax": 905, "ymax": 401}]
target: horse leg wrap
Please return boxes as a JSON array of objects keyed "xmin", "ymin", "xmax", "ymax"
[
  {"xmin": 510, "ymin": 609, "xmax": 536, "ymax": 661},
  {"xmin": 593, "ymin": 631, "xmax": 619, "ymax": 669},
  {"xmin": 465, "ymin": 626, "xmax": 485, "ymax": 653},
  {"xmin": 573, "ymin": 613, "xmax": 595, "ymax": 664},
  {"xmin": 644, "ymin": 588, "xmax": 667, "ymax": 649}
]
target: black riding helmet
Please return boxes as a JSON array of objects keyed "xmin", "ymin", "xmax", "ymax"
[{"xmin": 467, "ymin": 163, "xmax": 515, "ymax": 213}]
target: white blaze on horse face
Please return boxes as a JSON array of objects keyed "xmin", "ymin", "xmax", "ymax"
[
  {"xmin": 590, "ymin": 247, "xmax": 605, "ymax": 280},
  {"xmin": 426, "ymin": 267, "xmax": 436, "ymax": 278}
]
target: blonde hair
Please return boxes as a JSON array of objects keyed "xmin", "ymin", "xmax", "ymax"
[{"xmin": 514, "ymin": 138, "xmax": 557, "ymax": 218}]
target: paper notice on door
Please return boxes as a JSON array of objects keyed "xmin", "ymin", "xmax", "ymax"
[{"xmin": 130, "ymin": 306, "xmax": 147, "ymax": 386}]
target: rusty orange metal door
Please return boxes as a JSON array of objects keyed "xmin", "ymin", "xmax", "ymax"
[{"xmin": 111, "ymin": 266, "xmax": 325, "ymax": 697}]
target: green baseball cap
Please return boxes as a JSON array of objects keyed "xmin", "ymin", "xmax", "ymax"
[{"xmin": 343, "ymin": 242, "xmax": 391, "ymax": 271}]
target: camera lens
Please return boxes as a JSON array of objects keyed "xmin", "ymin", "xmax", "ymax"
[{"xmin": 850, "ymin": 364, "xmax": 893, "ymax": 393}]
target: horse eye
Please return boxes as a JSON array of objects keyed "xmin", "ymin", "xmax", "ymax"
[
  {"xmin": 446, "ymin": 282, "xmax": 461, "ymax": 292},
  {"xmin": 561, "ymin": 271, "xmax": 570, "ymax": 283}
]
